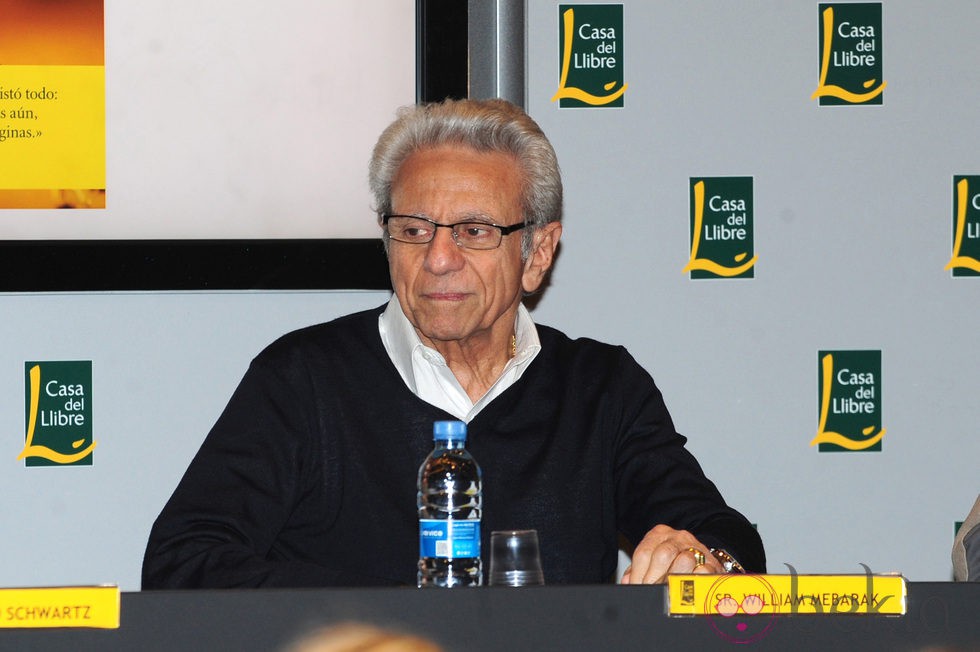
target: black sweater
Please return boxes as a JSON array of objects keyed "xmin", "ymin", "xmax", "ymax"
[{"xmin": 142, "ymin": 305, "xmax": 764, "ymax": 588}]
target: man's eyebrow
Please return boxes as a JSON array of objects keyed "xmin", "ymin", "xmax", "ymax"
[{"xmin": 456, "ymin": 212, "xmax": 496, "ymax": 223}]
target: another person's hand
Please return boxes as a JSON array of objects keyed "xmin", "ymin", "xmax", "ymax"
[{"xmin": 620, "ymin": 524, "xmax": 724, "ymax": 584}]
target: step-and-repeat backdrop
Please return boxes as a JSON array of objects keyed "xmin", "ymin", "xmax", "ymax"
[
  {"xmin": 1, "ymin": 1, "xmax": 976, "ymax": 589},
  {"xmin": 525, "ymin": 1, "xmax": 978, "ymax": 581}
]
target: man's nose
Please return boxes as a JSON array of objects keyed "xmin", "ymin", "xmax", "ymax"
[{"xmin": 423, "ymin": 226, "xmax": 465, "ymax": 274}]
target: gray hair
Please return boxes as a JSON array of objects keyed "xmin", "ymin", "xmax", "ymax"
[{"xmin": 368, "ymin": 98, "xmax": 563, "ymax": 258}]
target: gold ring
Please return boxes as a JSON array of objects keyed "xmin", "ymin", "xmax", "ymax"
[{"xmin": 687, "ymin": 547, "xmax": 706, "ymax": 567}]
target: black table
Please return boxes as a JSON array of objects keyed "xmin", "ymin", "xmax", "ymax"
[{"xmin": 2, "ymin": 583, "xmax": 978, "ymax": 651}]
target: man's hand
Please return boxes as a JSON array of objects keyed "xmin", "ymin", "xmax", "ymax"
[{"xmin": 620, "ymin": 524, "xmax": 725, "ymax": 584}]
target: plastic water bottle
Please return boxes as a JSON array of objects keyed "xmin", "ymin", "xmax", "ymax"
[{"xmin": 417, "ymin": 420, "xmax": 483, "ymax": 587}]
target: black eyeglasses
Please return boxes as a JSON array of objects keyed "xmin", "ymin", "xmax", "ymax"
[{"xmin": 381, "ymin": 214, "xmax": 527, "ymax": 250}]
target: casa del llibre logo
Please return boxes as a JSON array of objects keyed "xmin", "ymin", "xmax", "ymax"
[
  {"xmin": 683, "ymin": 177, "xmax": 757, "ymax": 279},
  {"xmin": 21, "ymin": 361, "xmax": 96, "ymax": 466},
  {"xmin": 553, "ymin": 5, "xmax": 627, "ymax": 108},
  {"xmin": 811, "ymin": 351, "xmax": 885, "ymax": 453},
  {"xmin": 947, "ymin": 176, "xmax": 980, "ymax": 276},
  {"xmin": 812, "ymin": 3, "xmax": 886, "ymax": 106}
]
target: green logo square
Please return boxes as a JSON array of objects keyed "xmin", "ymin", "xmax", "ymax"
[
  {"xmin": 553, "ymin": 4, "xmax": 627, "ymax": 108},
  {"xmin": 813, "ymin": 3, "xmax": 885, "ymax": 106},
  {"xmin": 684, "ymin": 177, "xmax": 756, "ymax": 279},
  {"xmin": 813, "ymin": 350, "xmax": 884, "ymax": 453},
  {"xmin": 948, "ymin": 176, "xmax": 980, "ymax": 277},
  {"xmin": 22, "ymin": 361, "xmax": 95, "ymax": 466}
]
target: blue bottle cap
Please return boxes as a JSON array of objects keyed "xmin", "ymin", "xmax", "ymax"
[{"xmin": 433, "ymin": 420, "xmax": 467, "ymax": 441}]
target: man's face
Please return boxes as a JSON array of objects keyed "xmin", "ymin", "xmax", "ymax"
[{"xmin": 387, "ymin": 144, "xmax": 544, "ymax": 349}]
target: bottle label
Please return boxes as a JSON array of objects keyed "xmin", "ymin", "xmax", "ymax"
[{"xmin": 418, "ymin": 519, "xmax": 481, "ymax": 558}]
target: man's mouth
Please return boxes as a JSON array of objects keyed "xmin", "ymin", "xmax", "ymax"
[{"xmin": 423, "ymin": 292, "xmax": 468, "ymax": 301}]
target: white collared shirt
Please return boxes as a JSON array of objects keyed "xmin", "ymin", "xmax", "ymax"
[{"xmin": 378, "ymin": 296, "xmax": 542, "ymax": 423}]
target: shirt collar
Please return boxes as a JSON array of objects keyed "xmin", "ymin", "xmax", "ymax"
[
  {"xmin": 378, "ymin": 295, "xmax": 541, "ymax": 389},
  {"xmin": 378, "ymin": 295, "xmax": 421, "ymax": 393}
]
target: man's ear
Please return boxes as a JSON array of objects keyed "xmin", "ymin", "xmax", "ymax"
[{"xmin": 522, "ymin": 221, "xmax": 562, "ymax": 294}]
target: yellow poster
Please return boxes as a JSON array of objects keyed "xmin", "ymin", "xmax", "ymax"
[{"xmin": 0, "ymin": 0, "xmax": 105, "ymax": 208}]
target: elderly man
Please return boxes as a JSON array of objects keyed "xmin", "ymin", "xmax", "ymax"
[{"xmin": 142, "ymin": 99, "xmax": 764, "ymax": 588}]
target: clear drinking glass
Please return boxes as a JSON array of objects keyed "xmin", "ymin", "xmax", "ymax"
[{"xmin": 488, "ymin": 530, "xmax": 545, "ymax": 586}]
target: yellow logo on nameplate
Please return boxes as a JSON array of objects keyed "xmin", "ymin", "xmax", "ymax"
[
  {"xmin": 667, "ymin": 574, "xmax": 906, "ymax": 616},
  {"xmin": 0, "ymin": 586, "xmax": 120, "ymax": 629}
]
